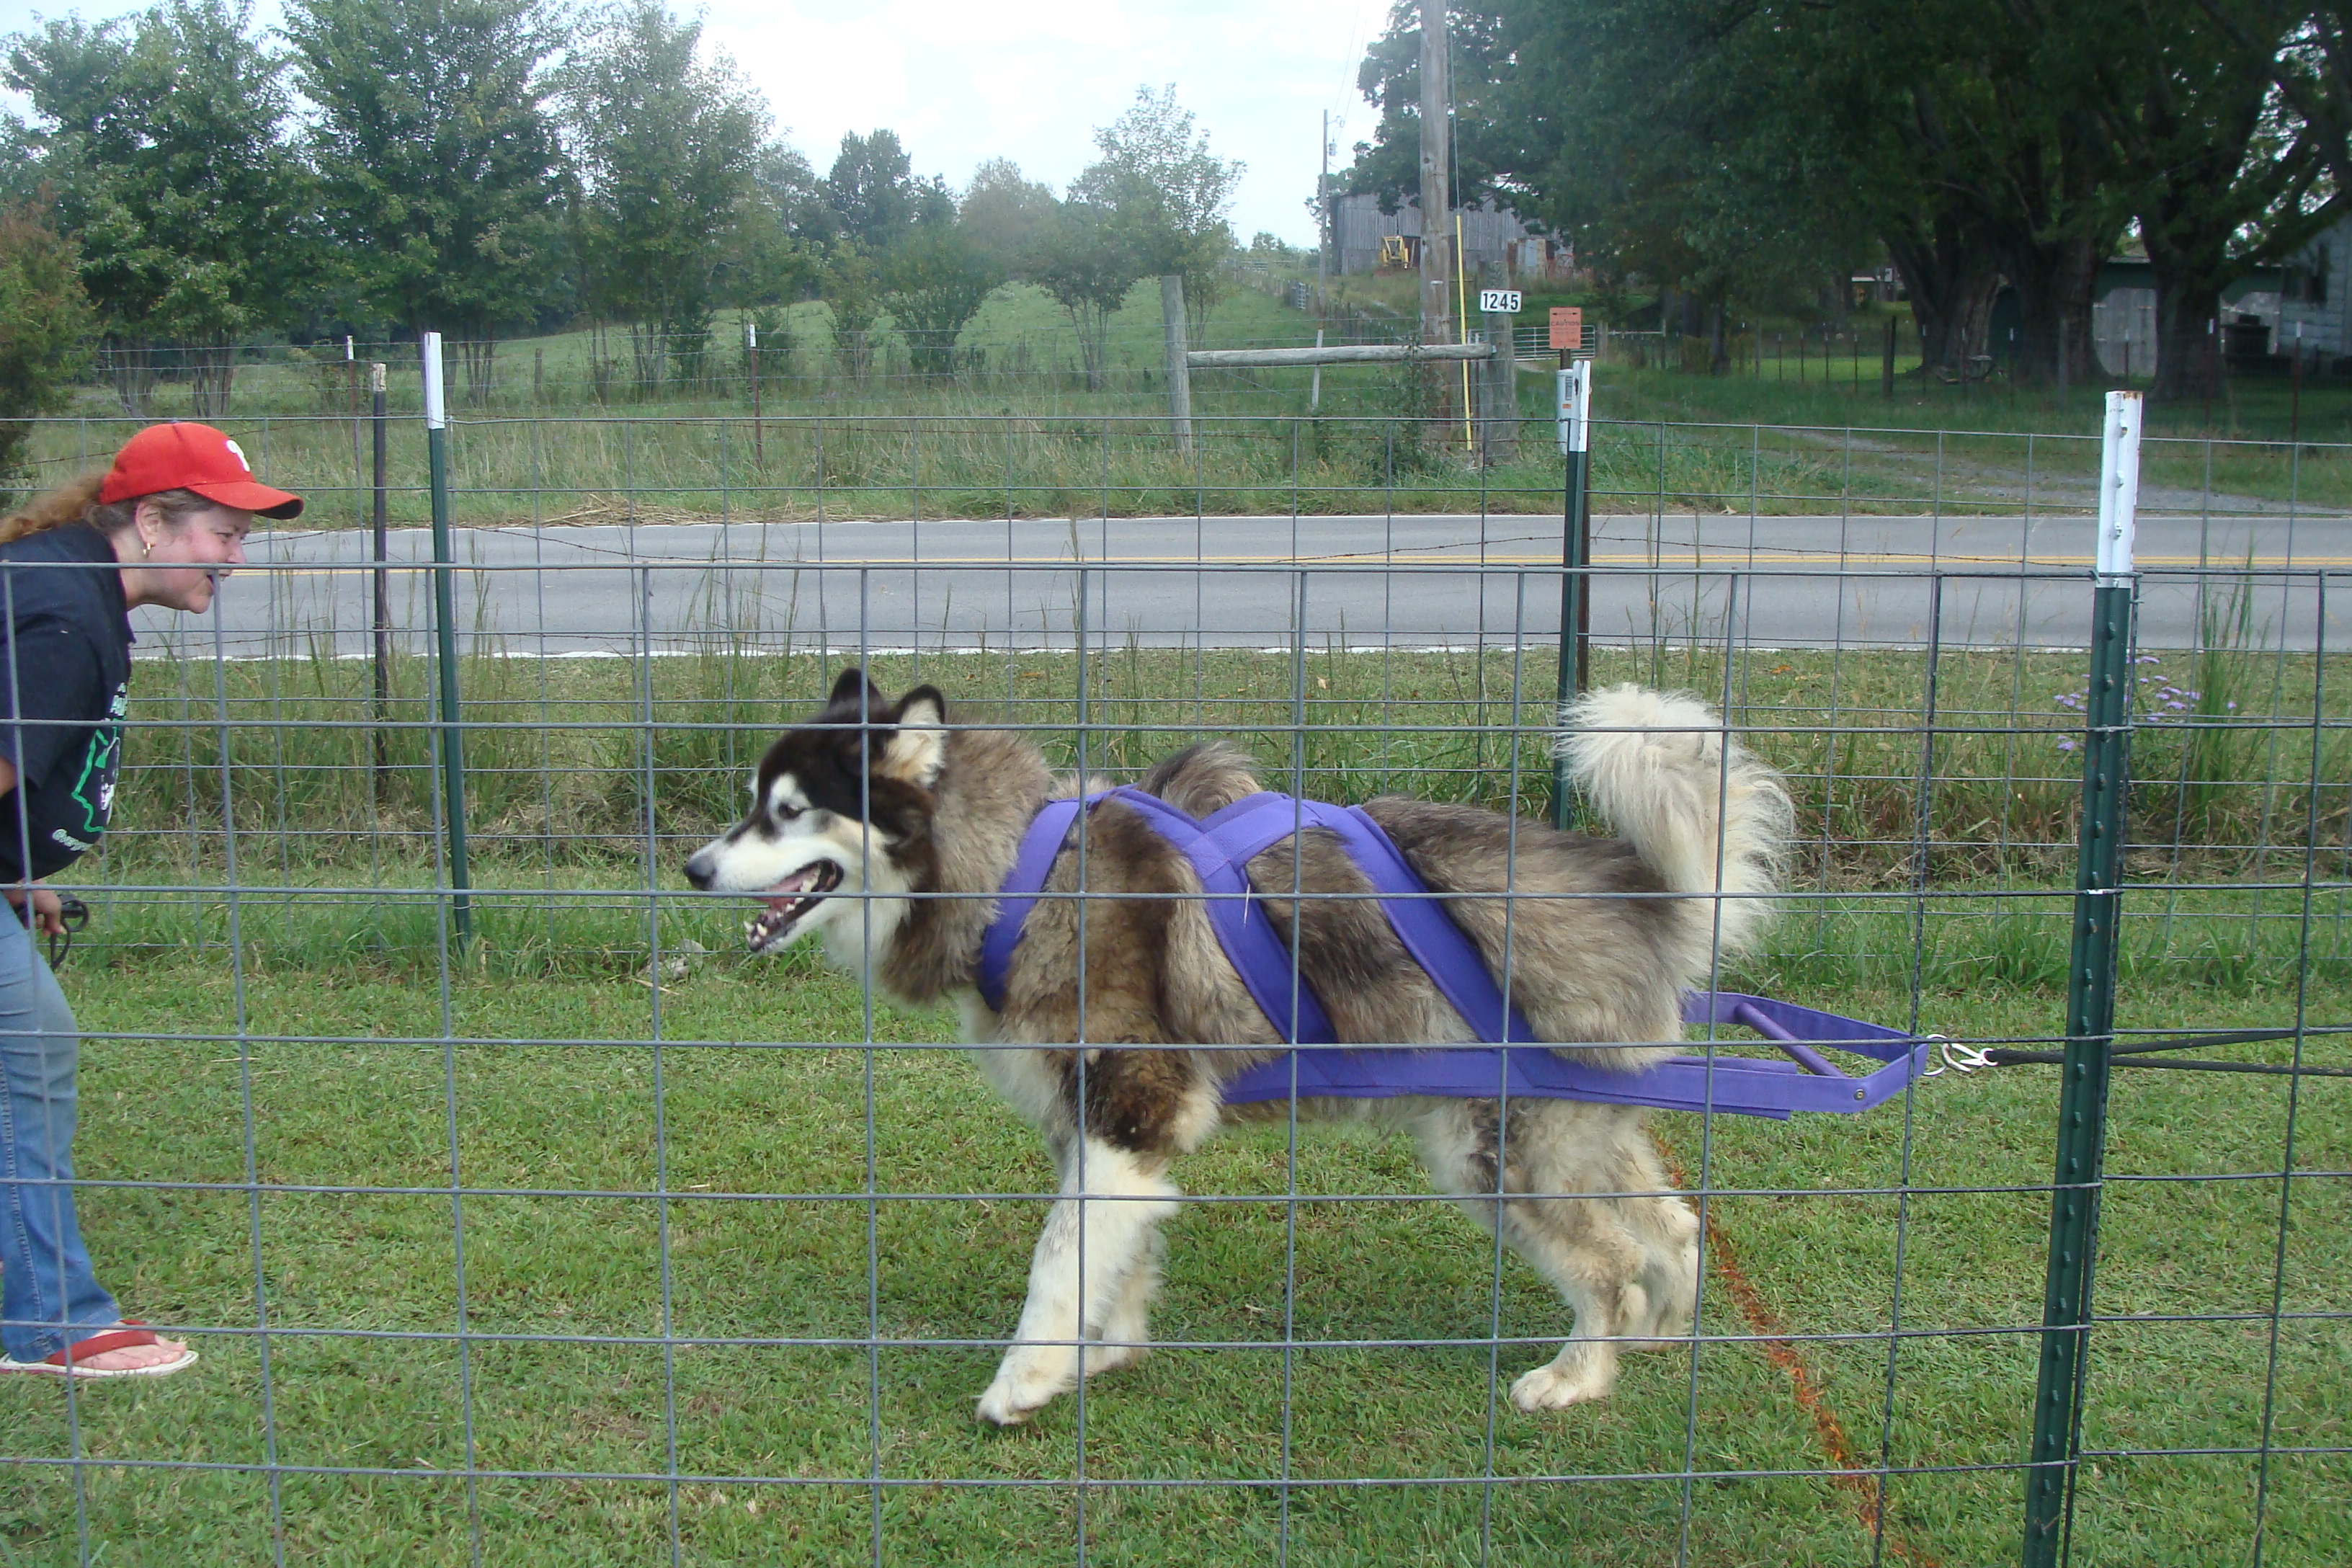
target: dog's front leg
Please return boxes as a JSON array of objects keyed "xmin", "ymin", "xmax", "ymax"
[{"xmin": 976, "ymin": 1135, "xmax": 1178, "ymax": 1427}]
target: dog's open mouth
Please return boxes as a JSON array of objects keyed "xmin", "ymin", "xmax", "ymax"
[{"xmin": 744, "ymin": 861, "xmax": 843, "ymax": 950}]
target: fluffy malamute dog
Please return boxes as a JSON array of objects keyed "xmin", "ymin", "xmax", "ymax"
[{"xmin": 684, "ymin": 669, "xmax": 1789, "ymax": 1425}]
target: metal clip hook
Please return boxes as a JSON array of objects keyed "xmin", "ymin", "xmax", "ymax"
[{"xmin": 1928, "ymin": 1037, "xmax": 1993, "ymax": 1077}]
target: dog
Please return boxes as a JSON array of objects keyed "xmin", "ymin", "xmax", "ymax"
[{"xmin": 683, "ymin": 668, "xmax": 1790, "ymax": 1425}]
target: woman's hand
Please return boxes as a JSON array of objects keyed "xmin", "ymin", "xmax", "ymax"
[{"xmin": 4, "ymin": 886, "xmax": 66, "ymax": 937}]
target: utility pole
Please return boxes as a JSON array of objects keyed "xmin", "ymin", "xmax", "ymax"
[
  {"xmin": 1417, "ymin": 0, "xmax": 1453, "ymax": 371},
  {"xmin": 1319, "ymin": 110, "xmax": 1333, "ymax": 302},
  {"xmin": 1313, "ymin": 110, "xmax": 1332, "ymax": 411}
]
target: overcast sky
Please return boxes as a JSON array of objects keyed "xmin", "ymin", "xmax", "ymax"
[{"xmin": 0, "ymin": 0, "xmax": 1389, "ymax": 243}]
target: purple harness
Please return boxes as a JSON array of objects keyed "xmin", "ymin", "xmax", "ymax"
[{"xmin": 974, "ymin": 788, "xmax": 1930, "ymax": 1120}]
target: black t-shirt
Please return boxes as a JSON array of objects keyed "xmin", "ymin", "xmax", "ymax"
[{"xmin": 0, "ymin": 524, "xmax": 132, "ymax": 880}]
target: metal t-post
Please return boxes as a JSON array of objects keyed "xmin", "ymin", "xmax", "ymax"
[
  {"xmin": 745, "ymin": 320, "xmax": 763, "ymax": 465},
  {"xmin": 2022, "ymin": 389, "xmax": 2140, "ymax": 1566},
  {"xmin": 422, "ymin": 331, "xmax": 473, "ymax": 949},
  {"xmin": 1551, "ymin": 358, "xmax": 1592, "ymax": 829},
  {"xmin": 370, "ymin": 362, "xmax": 391, "ymax": 780}
]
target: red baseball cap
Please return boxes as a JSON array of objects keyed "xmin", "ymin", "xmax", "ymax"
[{"xmin": 98, "ymin": 422, "xmax": 304, "ymax": 520}]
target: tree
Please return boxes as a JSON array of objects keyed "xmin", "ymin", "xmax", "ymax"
[
  {"xmin": 1029, "ymin": 200, "xmax": 1139, "ymax": 391},
  {"xmin": 0, "ymin": 205, "xmax": 92, "ymax": 494},
  {"xmin": 820, "ymin": 130, "xmax": 952, "ymax": 249},
  {"xmin": 1348, "ymin": 1, "xmax": 1874, "ymax": 368},
  {"xmin": 1073, "ymin": 86, "xmax": 1243, "ymax": 342},
  {"xmin": 724, "ymin": 143, "xmax": 823, "ymax": 311},
  {"xmin": 2096, "ymin": 0, "xmax": 2333, "ymax": 401},
  {"xmin": 1343, "ymin": 7, "xmax": 1516, "ymax": 218},
  {"xmin": 1347, "ymin": 0, "xmax": 2135, "ymax": 385},
  {"xmin": 4, "ymin": 1, "xmax": 311, "ymax": 415},
  {"xmin": 959, "ymin": 159, "xmax": 1056, "ymax": 271},
  {"xmin": 820, "ymin": 241, "xmax": 882, "ymax": 383},
  {"xmin": 558, "ymin": 0, "xmax": 769, "ymax": 391},
  {"xmin": 285, "ymin": 0, "xmax": 566, "ymax": 401},
  {"xmin": 879, "ymin": 219, "xmax": 1006, "ymax": 378},
  {"xmin": 2232, "ymin": 3, "xmax": 2352, "ymax": 192}
]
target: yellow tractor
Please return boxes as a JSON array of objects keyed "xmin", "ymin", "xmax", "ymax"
[{"xmin": 1378, "ymin": 234, "xmax": 1414, "ymax": 270}]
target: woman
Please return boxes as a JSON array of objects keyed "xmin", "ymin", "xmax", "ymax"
[{"xmin": 0, "ymin": 422, "xmax": 300, "ymax": 1378}]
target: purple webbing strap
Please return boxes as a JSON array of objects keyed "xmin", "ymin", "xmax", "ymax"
[
  {"xmin": 975, "ymin": 796, "xmax": 1083, "ymax": 1015},
  {"xmin": 974, "ymin": 791, "xmax": 1932, "ymax": 1118},
  {"xmin": 1098, "ymin": 789, "xmax": 1337, "ymax": 1044},
  {"xmin": 1219, "ymin": 992, "xmax": 1931, "ymax": 1118},
  {"xmin": 1195, "ymin": 793, "xmax": 1537, "ymax": 1044},
  {"xmin": 974, "ymin": 789, "xmax": 1337, "ymax": 1043}
]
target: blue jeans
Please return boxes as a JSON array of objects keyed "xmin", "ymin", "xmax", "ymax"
[{"xmin": 0, "ymin": 909, "xmax": 120, "ymax": 1362}]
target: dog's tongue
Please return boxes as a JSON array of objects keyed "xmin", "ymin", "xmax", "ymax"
[{"xmin": 765, "ymin": 865, "xmax": 820, "ymax": 908}]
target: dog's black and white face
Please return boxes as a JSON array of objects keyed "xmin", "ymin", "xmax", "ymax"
[{"xmin": 682, "ymin": 669, "xmax": 945, "ymax": 966}]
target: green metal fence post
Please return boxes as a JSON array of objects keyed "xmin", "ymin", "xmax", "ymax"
[
  {"xmin": 2022, "ymin": 389, "xmax": 2141, "ymax": 1566},
  {"xmin": 1551, "ymin": 357, "xmax": 1592, "ymax": 830},
  {"xmin": 422, "ymin": 331, "xmax": 473, "ymax": 950}
]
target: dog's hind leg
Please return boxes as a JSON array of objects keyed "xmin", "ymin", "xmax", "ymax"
[
  {"xmin": 1413, "ymin": 1100, "xmax": 1655, "ymax": 1412},
  {"xmin": 976, "ymin": 1135, "xmax": 1179, "ymax": 1426},
  {"xmin": 1618, "ymin": 1141, "xmax": 1701, "ymax": 1349}
]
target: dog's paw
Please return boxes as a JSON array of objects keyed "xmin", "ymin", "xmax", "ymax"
[
  {"xmin": 976, "ymin": 1356, "xmax": 1072, "ymax": 1427},
  {"xmin": 1508, "ymin": 1360, "xmax": 1615, "ymax": 1412}
]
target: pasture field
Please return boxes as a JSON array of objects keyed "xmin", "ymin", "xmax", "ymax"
[
  {"xmin": 0, "ymin": 638, "xmax": 2343, "ymax": 1564},
  {"xmin": 23, "ymin": 391, "xmax": 2340, "ymax": 530},
  {"xmin": 27, "ymin": 276, "xmax": 2352, "ymax": 528},
  {"xmin": 58, "ymin": 282, "xmax": 1342, "ymax": 426}
]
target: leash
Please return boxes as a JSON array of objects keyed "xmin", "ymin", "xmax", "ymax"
[
  {"xmin": 976, "ymin": 789, "xmax": 1935, "ymax": 1118},
  {"xmin": 9, "ymin": 894, "xmax": 88, "ymax": 968},
  {"xmin": 1937, "ymin": 1028, "xmax": 2350, "ymax": 1081},
  {"xmin": 48, "ymin": 896, "xmax": 87, "ymax": 968}
]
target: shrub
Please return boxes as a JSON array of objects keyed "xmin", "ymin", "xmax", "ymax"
[{"xmin": 0, "ymin": 202, "xmax": 92, "ymax": 497}]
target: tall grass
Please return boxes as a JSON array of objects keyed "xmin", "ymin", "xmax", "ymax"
[{"xmin": 74, "ymin": 626, "xmax": 2348, "ymax": 986}]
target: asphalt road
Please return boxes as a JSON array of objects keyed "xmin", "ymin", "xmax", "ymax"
[{"xmin": 139, "ymin": 509, "xmax": 2349, "ymax": 660}]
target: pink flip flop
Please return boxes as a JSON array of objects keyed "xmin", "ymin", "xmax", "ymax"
[{"xmin": 0, "ymin": 1321, "xmax": 198, "ymax": 1380}]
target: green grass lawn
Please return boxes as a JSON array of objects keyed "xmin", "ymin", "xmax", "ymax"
[
  {"xmin": 0, "ymin": 953, "xmax": 2339, "ymax": 1566},
  {"xmin": 0, "ymin": 638, "xmax": 2342, "ymax": 1563}
]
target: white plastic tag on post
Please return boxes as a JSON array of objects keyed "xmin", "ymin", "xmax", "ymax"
[
  {"xmin": 421, "ymin": 331, "xmax": 447, "ymax": 431},
  {"xmin": 1556, "ymin": 361, "xmax": 1591, "ymax": 456},
  {"xmin": 745, "ymin": 321, "xmax": 757, "ymax": 349},
  {"xmin": 2096, "ymin": 389, "xmax": 2140, "ymax": 584}
]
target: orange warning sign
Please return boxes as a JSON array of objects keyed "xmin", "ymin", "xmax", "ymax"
[{"xmin": 1549, "ymin": 307, "xmax": 1582, "ymax": 351}]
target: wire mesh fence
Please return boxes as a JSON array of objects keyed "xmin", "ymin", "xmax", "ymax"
[{"xmin": 0, "ymin": 401, "xmax": 2343, "ymax": 1564}]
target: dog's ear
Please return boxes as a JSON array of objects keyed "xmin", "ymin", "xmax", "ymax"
[
  {"xmin": 875, "ymin": 685, "xmax": 948, "ymax": 788},
  {"xmin": 826, "ymin": 665, "xmax": 887, "ymax": 719}
]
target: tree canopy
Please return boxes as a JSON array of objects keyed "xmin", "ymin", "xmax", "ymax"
[
  {"xmin": 286, "ymin": 0, "xmax": 567, "ymax": 347},
  {"xmin": 557, "ymin": 0, "xmax": 769, "ymax": 385},
  {"xmin": 0, "ymin": 7, "xmax": 1259, "ymax": 407},
  {"xmin": 6, "ymin": 0, "xmax": 310, "ymax": 411},
  {"xmin": 1345, "ymin": 1, "xmax": 2352, "ymax": 401}
]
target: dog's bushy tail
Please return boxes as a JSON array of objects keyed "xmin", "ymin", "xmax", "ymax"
[{"xmin": 1557, "ymin": 685, "xmax": 1792, "ymax": 959}]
